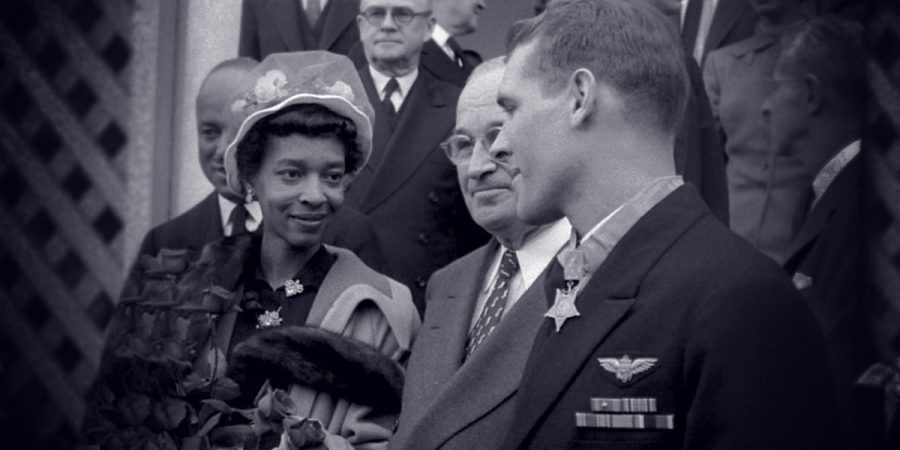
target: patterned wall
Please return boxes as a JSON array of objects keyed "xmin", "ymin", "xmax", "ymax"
[{"xmin": 0, "ymin": 0, "xmax": 133, "ymax": 447}]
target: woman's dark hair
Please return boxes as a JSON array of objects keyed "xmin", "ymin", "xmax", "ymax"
[{"xmin": 236, "ymin": 103, "xmax": 360, "ymax": 184}]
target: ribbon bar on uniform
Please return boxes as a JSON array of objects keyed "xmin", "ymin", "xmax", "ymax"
[
  {"xmin": 590, "ymin": 397, "xmax": 658, "ymax": 413},
  {"xmin": 576, "ymin": 412, "xmax": 675, "ymax": 430}
]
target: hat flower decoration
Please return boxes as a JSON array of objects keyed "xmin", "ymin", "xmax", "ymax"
[{"xmin": 225, "ymin": 51, "xmax": 375, "ymax": 196}]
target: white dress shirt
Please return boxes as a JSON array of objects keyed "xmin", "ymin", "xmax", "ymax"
[
  {"xmin": 368, "ymin": 66, "xmax": 418, "ymax": 111},
  {"xmin": 301, "ymin": 0, "xmax": 328, "ymax": 11},
  {"xmin": 431, "ymin": 24, "xmax": 457, "ymax": 61},
  {"xmin": 218, "ymin": 195, "xmax": 262, "ymax": 236},
  {"xmin": 811, "ymin": 140, "xmax": 860, "ymax": 209},
  {"xmin": 469, "ymin": 218, "xmax": 572, "ymax": 330}
]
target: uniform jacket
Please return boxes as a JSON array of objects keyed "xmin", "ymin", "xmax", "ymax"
[
  {"xmin": 347, "ymin": 39, "xmax": 482, "ymax": 88},
  {"xmin": 391, "ymin": 240, "xmax": 550, "ymax": 450},
  {"xmin": 783, "ymin": 157, "xmax": 878, "ymax": 447},
  {"xmin": 682, "ymin": 0, "xmax": 759, "ymax": 67},
  {"xmin": 347, "ymin": 67, "xmax": 487, "ymax": 309},
  {"xmin": 500, "ymin": 185, "xmax": 842, "ymax": 449},
  {"xmin": 704, "ymin": 28, "xmax": 809, "ymax": 262},
  {"xmin": 138, "ymin": 192, "xmax": 391, "ymax": 274},
  {"xmin": 239, "ymin": 0, "xmax": 361, "ymax": 60}
]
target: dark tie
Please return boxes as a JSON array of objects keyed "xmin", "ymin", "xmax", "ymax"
[
  {"xmin": 229, "ymin": 203, "xmax": 249, "ymax": 236},
  {"xmin": 381, "ymin": 77, "xmax": 400, "ymax": 127},
  {"xmin": 681, "ymin": 0, "xmax": 703, "ymax": 56},
  {"xmin": 446, "ymin": 37, "xmax": 464, "ymax": 66},
  {"xmin": 306, "ymin": 0, "xmax": 321, "ymax": 26},
  {"xmin": 466, "ymin": 250, "xmax": 519, "ymax": 359}
]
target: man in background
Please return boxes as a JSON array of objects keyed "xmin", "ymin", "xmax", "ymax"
[
  {"xmin": 763, "ymin": 16, "xmax": 880, "ymax": 449},
  {"xmin": 239, "ymin": 0, "xmax": 362, "ymax": 60},
  {"xmin": 349, "ymin": 0, "xmax": 487, "ymax": 309},
  {"xmin": 392, "ymin": 58, "xmax": 570, "ymax": 450}
]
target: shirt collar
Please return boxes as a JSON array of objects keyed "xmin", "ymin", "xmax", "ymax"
[
  {"xmin": 812, "ymin": 140, "xmax": 860, "ymax": 204},
  {"xmin": 431, "ymin": 24, "xmax": 452, "ymax": 48},
  {"xmin": 575, "ymin": 176, "xmax": 684, "ymax": 275},
  {"xmin": 218, "ymin": 195, "xmax": 262, "ymax": 233},
  {"xmin": 482, "ymin": 218, "xmax": 572, "ymax": 294},
  {"xmin": 368, "ymin": 65, "xmax": 418, "ymax": 101}
]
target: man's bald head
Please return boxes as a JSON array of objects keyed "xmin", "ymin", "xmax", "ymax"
[
  {"xmin": 197, "ymin": 57, "xmax": 257, "ymax": 202},
  {"xmin": 457, "ymin": 57, "xmax": 505, "ymax": 122}
]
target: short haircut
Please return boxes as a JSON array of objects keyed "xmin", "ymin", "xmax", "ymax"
[
  {"xmin": 779, "ymin": 15, "xmax": 866, "ymax": 114},
  {"xmin": 236, "ymin": 104, "xmax": 360, "ymax": 183},
  {"xmin": 506, "ymin": 0, "xmax": 689, "ymax": 134}
]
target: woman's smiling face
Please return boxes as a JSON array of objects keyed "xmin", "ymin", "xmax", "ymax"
[{"xmin": 250, "ymin": 133, "xmax": 349, "ymax": 251}]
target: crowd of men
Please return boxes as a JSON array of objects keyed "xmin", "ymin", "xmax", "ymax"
[{"xmin": 137, "ymin": 0, "xmax": 894, "ymax": 448}]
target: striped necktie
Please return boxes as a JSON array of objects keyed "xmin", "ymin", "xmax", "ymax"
[{"xmin": 466, "ymin": 250, "xmax": 519, "ymax": 359}]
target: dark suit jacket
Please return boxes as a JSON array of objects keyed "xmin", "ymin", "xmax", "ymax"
[
  {"xmin": 346, "ymin": 67, "xmax": 488, "ymax": 310},
  {"xmin": 239, "ymin": 0, "xmax": 361, "ymax": 60},
  {"xmin": 347, "ymin": 39, "xmax": 482, "ymax": 88},
  {"xmin": 138, "ymin": 192, "xmax": 390, "ymax": 273},
  {"xmin": 783, "ymin": 157, "xmax": 877, "ymax": 448},
  {"xmin": 501, "ymin": 186, "xmax": 842, "ymax": 449},
  {"xmin": 682, "ymin": 0, "xmax": 759, "ymax": 67},
  {"xmin": 676, "ymin": 57, "xmax": 728, "ymax": 223},
  {"xmin": 392, "ymin": 240, "xmax": 550, "ymax": 450}
]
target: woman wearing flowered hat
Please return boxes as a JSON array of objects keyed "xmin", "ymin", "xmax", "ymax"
[{"xmin": 83, "ymin": 52, "xmax": 418, "ymax": 450}]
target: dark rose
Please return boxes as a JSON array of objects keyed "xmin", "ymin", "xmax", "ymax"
[
  {"xmin": 201, "ymin": 285, "xmax": 240, "ymax": 314},
  {"xmin": 282, "ymin": 417, "xmax": 326, "ymax": 450},
  {"xmin": 114, "ymin": 393, "xmax": 151, "ymax": 426},
  {"xmin": 151, "ymin": 397, "xmax": 187, "ymax": 430},
  {"xmin": 256, "ymin": 388, "xmax": 297, "ymax": 427}
]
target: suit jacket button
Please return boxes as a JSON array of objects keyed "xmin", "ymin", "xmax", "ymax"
[
  {"xmin": 417, "ymin": 232, "xmax": 429, "ymax": 245},
  {"xmin": 428, "ymin": 191, "xmax": 439, "ymax": 203},
  {"xmin": 416, "ymin": 277, "xmax": 427, "ymax": 288}
]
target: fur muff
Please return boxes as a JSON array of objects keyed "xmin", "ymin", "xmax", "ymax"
[{"xmin": 229, "ymin": 325, "xmax": 404, "ymax": 413}]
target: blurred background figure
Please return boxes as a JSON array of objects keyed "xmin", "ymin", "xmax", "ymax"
[
  {"xmin": 644, "ymin": 0, "xmax": 729, "ymax": 223},
  {"xmin": 239, "ymin": 0, "xmax": 362, "ymax": 60},
  {"xmin": 681, "ymin": 0, "xmax": 758, "ymax": 68},
  {"xmin": 392, "ymin": 58, "xmax": 571, "ymax": 450},
  {"xmin": 762, "ymin": 15, "xmax": 883, "ymax": 449},
  {"xmin": 419, "ymin": 0, "xmax": 485, "ymax": 86},
  {"xmin": 703, "ymin": 0, "xmax": 808, "ymax": 263},
  {"xmin": 349, "ymin": 0, "xmax": 487, "ymax": 310}
]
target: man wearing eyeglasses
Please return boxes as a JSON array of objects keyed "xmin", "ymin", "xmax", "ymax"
[
  {"xmin": 391, "ymin": 57, "xmax": 570, "ymax": 450},
  {"xmin": 346, "ymin": 0, "xmax": 488, "ymax": 311}
]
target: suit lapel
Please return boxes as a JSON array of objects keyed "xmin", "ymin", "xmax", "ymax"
[
  {"xmin": 266, "ymin": 0, "xmax": 311, "ymax": 51},
  {"xmin": 345, "ymin": 68, "xmax": 392, "ymax": 206},
  {"xmin": 410, "ymin": 244, "xmax": 555, "ymax": 449},
  {"xmin": 504, "ymin": 187, "xmax": 710, "ymax": 449},
  {"xmin": 317, "ymin": 0, "xmax": 357, "ymax": 50},
  {"xmin": 195, "ymin": 193, "xmax": 225, "ymax": 249},
  {"xmin": 359, "ymin": 70, "xmax": 455, "ymax": 212},
  {"xmin": 784, "ymin": 158, "xmax": 860, "ymax": 270},
  {"xmin": 705, "ymin": 0, "xmax": 751, "ymax": 51},
  {"xmin": 421, "ymin": 39, "xmax": 464, "ymax": 82}
]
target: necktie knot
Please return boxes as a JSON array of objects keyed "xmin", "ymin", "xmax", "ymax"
[
  {"xmin": 229, "ymin": 203, "xmax": 249, "ymax": 236},
  {"xmin": 383, "ymin": 78, "xmax": 400, "ymax": 101},
  {"xmin": 497, "ymin": 249, "xmax": 519, "ymax": 278}
]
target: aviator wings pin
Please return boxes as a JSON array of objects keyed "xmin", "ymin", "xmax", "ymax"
[{"xmin": 598, "ymin": 355, "xmax": 658, "ymax": 384}]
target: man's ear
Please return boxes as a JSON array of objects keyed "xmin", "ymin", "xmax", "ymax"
[
  {"xmin": 424, "ymin": 17, "xmax": 435, "ymax": 42},
  {"xmin": 568, "ymin": 68, "xmax": 596, "ymax": 128},
  {"xmin": 804, "ymin": 74, "xmax": 824, "ymax": 114}
]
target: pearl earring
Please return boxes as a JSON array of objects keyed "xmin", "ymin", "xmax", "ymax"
[{"xmin": 245, "ymin": 188, "xmax": 255, "ymax": 203}]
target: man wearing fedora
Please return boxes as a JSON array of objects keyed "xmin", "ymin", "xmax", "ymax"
[{"xmin": 347, "ymin": 0, "xmax": 487, "ymax": 310}]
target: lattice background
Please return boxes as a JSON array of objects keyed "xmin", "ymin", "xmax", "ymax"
[
  {"xmin": 868, "ymin": 1, "xmax": 900, "ymax": 374},
  {"xmin": 0, "ymin": 0, "xmax": 133, "ymax": 448}
]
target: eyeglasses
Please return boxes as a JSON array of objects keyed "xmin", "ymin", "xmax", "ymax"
[
  {"xmin": 441, "ymin": 127, "xmax": 509, "ymax": 166},
  {"xmin": 359, "ymin": 7, "xmax": 431, "ymax": 26}
]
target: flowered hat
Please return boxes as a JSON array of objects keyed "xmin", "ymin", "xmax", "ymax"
[{"xmin": 224, "ymin": 51, "xmax": 375, "ymax": 195}]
